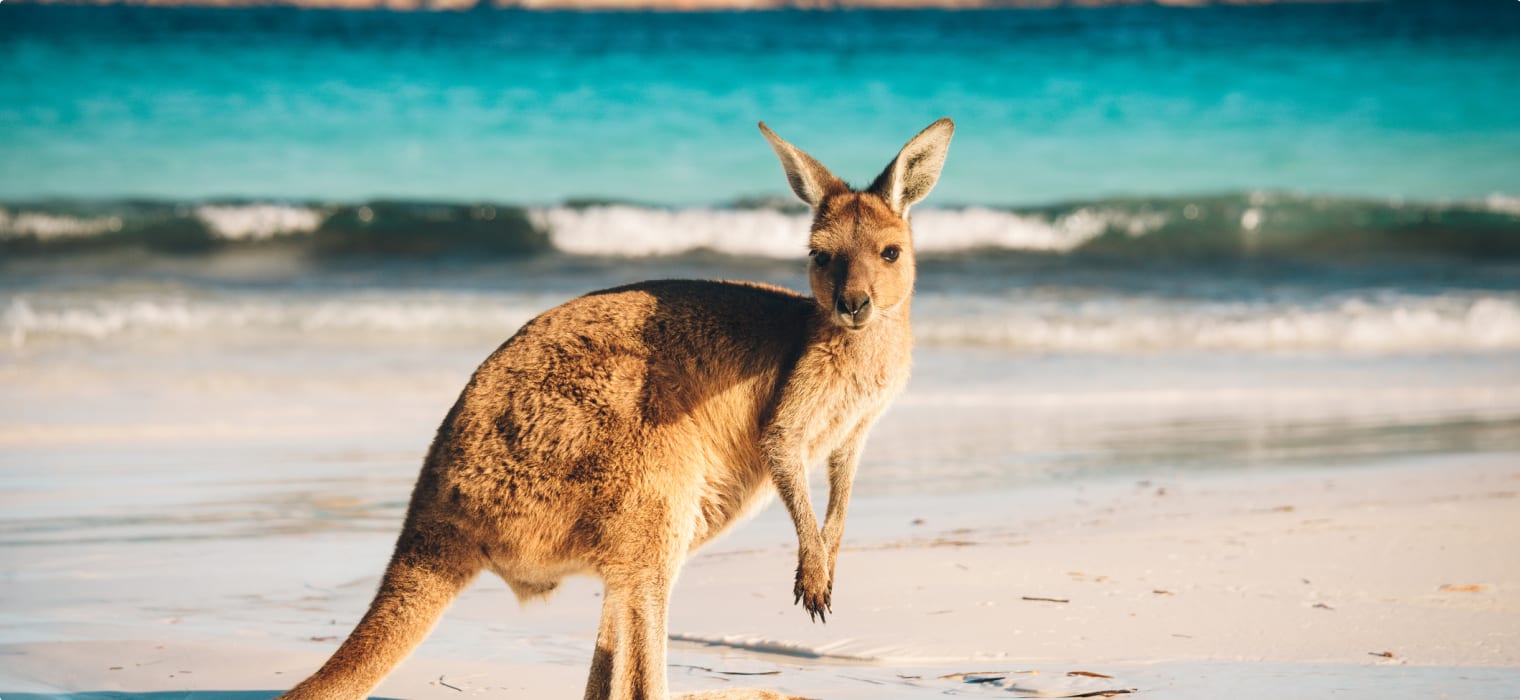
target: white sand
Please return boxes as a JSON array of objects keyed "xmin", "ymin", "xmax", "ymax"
[
  {"xmin": 4, "ymin": 329, "xmax": 1518, "ymax": 698},
  {"xmin": 4, "ymin": 455, "xmax": 1517, "ymax": 699}
]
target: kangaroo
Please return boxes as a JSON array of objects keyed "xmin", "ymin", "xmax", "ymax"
[{"xmin": 279, "ymin": 118, "xmax": 954, "ymax": 700}]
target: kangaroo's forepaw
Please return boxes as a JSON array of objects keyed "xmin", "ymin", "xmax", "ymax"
[{"xmin": 793, "ymin": 556, "xmax": 832, "ymax": 623}]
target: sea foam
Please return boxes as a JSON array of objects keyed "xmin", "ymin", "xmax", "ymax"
[
  {"xmin": 0, "ymin": 208, "xmax": 123, "ymax": 240},
  {"xmin": 7, "ymin": 288, "xmax": 1518, "ymax": 355},
  {"xmin": 532, "ymin": 204, "xmax": 1168, "ymax": 258},
  {"xmin": 194, "ymin": 204, "xmax": 326, "ymax": 241},
  {"xmin": 914, "ymin": 293, "xmax": 1520, "ymax": 353}
]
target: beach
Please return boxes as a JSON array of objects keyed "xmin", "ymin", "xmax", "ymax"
[
  {"xmin": 3, "ymin": 311, "xmax": 1519, "ymax": 698},
  {"xmin": 3, "ymin": 446, "xmax": 1518, "ymax": 698}
]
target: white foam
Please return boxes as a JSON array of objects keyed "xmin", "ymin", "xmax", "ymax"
[
  {"xmin": 1240, "ymin": 207, "xmax": 1264, "ymax": 231},
  {"xmin": 532, "ymin": 205, "xmax": 809, "ymax": 258},
  {"xmin": 2, "ymin": 292, "xmax": 550, "ymax": 349},
  {"xmin": 1483, "ymin": 194, "xmax": 1520, "ymax": 216},
  {"xmin": 530, "ymin": 205, "xmax": 1166, "ymax": 258},
  {"xmin": 0, "ymin": 209, "xmax": 123, "ymax": 240},
  {"xmin": 914, "ymin": 292, "xmax": 1520, "ymax": 353},
  {"xmin": 912, "ymin": 205, "xmax": 1159, "ymax": 253},
  {"xmin": 195, "ymin": 204, "xmax": 326, "ymax": 241},
  {"xmin": 8, "ymin": 287, "xmax": 1519, "ymax": 355}
]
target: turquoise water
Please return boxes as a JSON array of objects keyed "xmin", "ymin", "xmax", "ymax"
[
  {"xmin": 4, "ymin": 4, "xmax": 1520, "ymax": 364},
  {"xmin": 3, "ymin": 2, "xmax": 1518, "ymax": 205}
]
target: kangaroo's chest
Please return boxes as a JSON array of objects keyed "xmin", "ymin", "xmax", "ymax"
[{"xmin": 801, "ymin": 361, "xmax": 908, "ymax": 464}]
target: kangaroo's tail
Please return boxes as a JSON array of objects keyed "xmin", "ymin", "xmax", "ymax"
[{"xmin": 280, "ymin": 524, "xmax": 480, "ymax": 700}]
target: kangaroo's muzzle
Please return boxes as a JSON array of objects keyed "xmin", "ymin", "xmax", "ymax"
[{"xmin": 834, "ymin": 293, "xmax": 873, "ymax": 329}]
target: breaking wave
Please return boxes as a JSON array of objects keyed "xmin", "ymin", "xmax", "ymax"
[{"xmin": 3, "ymin": 192, "xmax": 1518, "ymax": 260}]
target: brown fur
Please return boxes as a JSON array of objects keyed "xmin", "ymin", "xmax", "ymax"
[{"xmin": 279, "ymin": 118, "xmax": 954, "ymax": 700}]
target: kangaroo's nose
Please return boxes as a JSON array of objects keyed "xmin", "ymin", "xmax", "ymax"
[{"xmin": 835, "ymin": 294, "xmax": 872, "ymax": 318}]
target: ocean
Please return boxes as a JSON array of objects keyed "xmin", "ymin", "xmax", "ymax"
[
  {"xmin": 4, "ymin": 1, "xmax": 1520, "ymax": 204},
  {"xmin": 4, "ymin": 1, "xmax": 1520, "ymax": 491},
  {"xmin": 2, "ymin": 0, "xmax": 1519, "ymax": 473}
]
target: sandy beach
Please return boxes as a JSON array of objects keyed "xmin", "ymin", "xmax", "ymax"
[
  {"xmin": 2, "ymin": 324, "xmax": 1520, "ymax": 695},
  {"xmin": 3, "ymin": 456, "xmax": 1518, "ymax": 698}
]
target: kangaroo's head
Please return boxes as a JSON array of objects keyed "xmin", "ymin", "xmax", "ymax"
[{"xmin": 760, "ymin": 118, "xmax": 954, "ymax": 332}]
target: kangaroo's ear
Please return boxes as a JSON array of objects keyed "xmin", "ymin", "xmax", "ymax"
[
  {"xmin": 759, "ymin": 122, "xmax": 847, "ymax": 210},
  {"xmin": 869, "ymin": 118, "xmax": 955, "ymax": 218}
]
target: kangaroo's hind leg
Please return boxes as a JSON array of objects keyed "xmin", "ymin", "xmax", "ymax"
[
  {"xmin": 593, "ymin": 575, "xmax": 817, "ymax": 700},
  {"xmin": 599, "ymin": 551, "xmax": 684, "ymax": 700},
  {"xmin": 583, "ymin": 582, "xmax": 620, "ymax": 700},
  {"xmin": 281, "ymin": 520, "xmax": 483, "ymax": 700},
  {"xmin": 584, "ymin": 490, "xmax": 698, "ymax": 700}
]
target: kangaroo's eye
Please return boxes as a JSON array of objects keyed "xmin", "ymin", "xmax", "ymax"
[
  {"xmin": 812, "ymin": 251, "xmax": 832, "ymax": 267},
  {"xmin": 881, "ymin": 245, "xmax": 901, "ymax": 263}
]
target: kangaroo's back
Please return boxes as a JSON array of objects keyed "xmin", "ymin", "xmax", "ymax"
[
  {"xmin": 471, "ymin": 278, "xmax": 814, "ymax": 437},
  {"xmin": 421, "ymin": 279, "xmax": 816, "ymax": 560}
]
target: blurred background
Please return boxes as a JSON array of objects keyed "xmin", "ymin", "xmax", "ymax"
[{"xmin": 2, "ymin": 0, "xmax": 1519, "ymax": 541}]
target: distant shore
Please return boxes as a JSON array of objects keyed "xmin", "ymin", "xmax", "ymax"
[{"xmin": 9, "ymin": 0, "xmax": 1355, "ymax": 12}]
